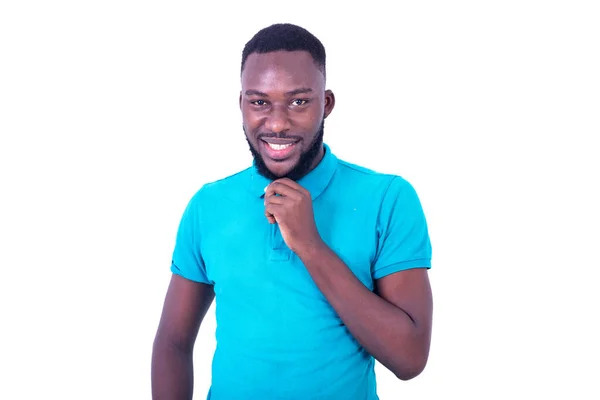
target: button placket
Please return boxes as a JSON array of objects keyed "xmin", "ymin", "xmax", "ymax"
[{"xmin": 269, "ymin": 223, "xmax": 291, "ymax": 261}]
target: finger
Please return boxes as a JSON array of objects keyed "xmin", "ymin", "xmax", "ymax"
[
  {"xmin": 271, "ymin": 177, "xmax": 298, "ymax": 187},
  {"xmin": 265, "ymin": 181, "xmax": 302, "ymax": 199},
  {"xmin": 265, "ymin": 203, "xmax": 284, "ymax": 221},
  {"xmin": 265, "ymin": 210, "xmax": 276, "ymax": 224},
  {"xmin": 264, "ymin": 204, "xmax": 277, "ymax": 223},
  {"xmin": 273, "ymin": 178, "xmax": 310, "ymax": 196},
  {"xmin": 264, "ymin": 193, "xmax": 286, "ymax": 205}
]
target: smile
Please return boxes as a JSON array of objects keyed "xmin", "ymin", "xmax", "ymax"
[
  {"xmin": 260, "ymin": 139, "xmax": 299, "ymax": 160},
  {"xmin": 267, "ymin": 143, "xmax": 294, "ymax": 150}
]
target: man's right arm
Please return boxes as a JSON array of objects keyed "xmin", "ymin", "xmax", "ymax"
[{"xmin": 151, "ymin": 274, "xmax": 215, "ymax": 400}]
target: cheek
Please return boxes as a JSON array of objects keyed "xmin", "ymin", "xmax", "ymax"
[
  {"xmin": 242, "ymin": 109, "xmax": 262, "ymax": 129},
  {"xmin": 303, "ymin": 114, "xmax": 322, "ymax": 131},
  {"xmin": 305, "ymin": 104, "xmax": 324, "ymax": 124},
  {"xmin": 290, "ymin": 110, "xmax": 315, "ymax": 127}
]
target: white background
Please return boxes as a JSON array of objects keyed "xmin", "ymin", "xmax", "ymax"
[{"xmin": 1, "ymin": 1, "xmax": 599, "ymax": 399}]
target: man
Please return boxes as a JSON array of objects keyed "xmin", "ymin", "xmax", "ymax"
[{"xmin": 152, "ymin": 23, "xmax": 433, "ymax": 400}]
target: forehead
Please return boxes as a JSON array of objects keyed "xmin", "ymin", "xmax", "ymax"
[{"xmin": 241, "ymin": 51, "xmax": 324, "ymax": 92}]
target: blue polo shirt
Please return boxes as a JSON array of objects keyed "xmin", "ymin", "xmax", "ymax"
[{"xmin": 171, "ymin": 144, "xmax": 432, "ymax": 399}]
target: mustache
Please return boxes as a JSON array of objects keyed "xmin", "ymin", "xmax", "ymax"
[{"xmin": 257, "ymin": 133, "xmax": 303, "ymax": 141}]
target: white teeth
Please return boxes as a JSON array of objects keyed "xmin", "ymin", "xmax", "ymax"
[{"xmin": 268, "ymin": 143, "xmax": 293, "ymax": 150}]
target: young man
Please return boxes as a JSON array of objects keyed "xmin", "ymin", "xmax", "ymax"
[{"xmin": 152, "ymin": 23, "xmax": 433, "ymax": 400}]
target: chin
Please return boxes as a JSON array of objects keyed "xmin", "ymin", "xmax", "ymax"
[{"xmin": 265, "ymin": 162, "xmax": 297, "ymax": 179}]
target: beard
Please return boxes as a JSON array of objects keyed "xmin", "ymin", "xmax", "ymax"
[{"xmin": 245, "ymin": 120, "xmax": 325, "ymax": 181}]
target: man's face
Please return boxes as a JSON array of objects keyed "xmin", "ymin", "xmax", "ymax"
[{"xmin": 240, "ymin": 51, "xmax": 335, "ymax": 180}]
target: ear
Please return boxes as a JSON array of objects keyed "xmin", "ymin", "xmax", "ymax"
[{"xmin": 323, "ymin": 89, "xmax": 335, "ymax": 119}]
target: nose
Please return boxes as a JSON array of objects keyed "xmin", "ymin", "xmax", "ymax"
[{"xmin": 264, "ymin": 105, "xmax": 291, "ymax": 133}]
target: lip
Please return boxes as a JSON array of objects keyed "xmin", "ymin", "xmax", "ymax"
[
  {"xmin": 261, "ymin": 139, "xmax": 299, "ymax": 160},
  {"xmin": 260, "ymin": 138, "xmax": 300, "ymax": 145}
]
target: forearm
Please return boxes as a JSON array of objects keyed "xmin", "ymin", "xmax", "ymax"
[
  {"xmin": 299, "ymin": 242, "xmax": 428, "ymax": 379},
  {"xmin": 151, "ymin": 338, "xmax": 194, "ymax": 400}
]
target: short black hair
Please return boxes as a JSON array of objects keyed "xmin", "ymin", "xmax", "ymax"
[{"xmin": 241, "ymin": 23, "xmax": 326, "ymax": 78}]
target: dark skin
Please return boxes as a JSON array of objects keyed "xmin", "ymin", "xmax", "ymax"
[
  {"xmin": 264, "ymin": 179, "xmax": 432, "ymax": 380},
  {"xmin": 151, "ymin": 275, "xmax": 214, "ymax": 399},
  {"xmin": 152, "ymin": 50, "xmax": 432, "ymax": 399},
  {"xmin": 240, "ymin": 50, "xmax": 335, "ymax": 177}
]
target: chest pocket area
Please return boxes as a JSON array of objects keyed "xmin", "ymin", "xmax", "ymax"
[
  {"xmin": 202, "ymin": 214, "xmax": 270, "ymax": 286},
  {"xmin": 314, "ymin": 203, "xmax": 377, "ymax": 291}
]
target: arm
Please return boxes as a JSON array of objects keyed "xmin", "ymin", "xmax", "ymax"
[
  {"xmin": 151, "ymin": 274, "xmax": 215, "ymax": 400},
  {"xmin": 299, "ymin": 247, "xmax": 432, "ymax": 380},
  {"xmin": 153, "ymin": 187, "xmax": 213, "ymax": 398},
  {"xmin": 264, "ymin": 176, "xmax": 433, "ymax": 380}
]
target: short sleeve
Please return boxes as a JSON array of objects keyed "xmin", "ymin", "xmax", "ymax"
[
  {"xmin": 372, "ymin": 177, "xmax": 432, "ymax": 280},
  {"xmin": 170, "ymin": 188, "xmax": 211, "ymax": 284}
]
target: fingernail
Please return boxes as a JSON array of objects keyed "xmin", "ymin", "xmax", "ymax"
[{"xmin": 264, "ymin": 185, "xmax": 268, "ymax": 192}]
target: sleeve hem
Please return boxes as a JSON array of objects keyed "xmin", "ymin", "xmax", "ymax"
[
  {"xmin": 373, "ymin": 258, "xmax": 431, "ymax": 280},
  {"xmin": 170, "ymin": 262, "xmax": 211, "ymax": 285}
]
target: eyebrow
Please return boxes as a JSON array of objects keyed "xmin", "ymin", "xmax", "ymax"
[{"xmin": 244, "ymin": 88, "xmax": 314, "ymax": 97}]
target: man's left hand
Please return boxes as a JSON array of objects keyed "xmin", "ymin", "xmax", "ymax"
[{"xmin": 264, "ymin": 178, "xmax": 323, "ymax": 256}]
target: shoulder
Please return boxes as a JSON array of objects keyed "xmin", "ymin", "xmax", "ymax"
[
  {"xmin": 186, "ymin": 166, "xmax": 253, "ymax": 208},
  {"xmin": 335, "ymin": 158, "xmax": 416, "ymax": 198}
]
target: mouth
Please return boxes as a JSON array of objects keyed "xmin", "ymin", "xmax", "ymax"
[{"xmin": 260, "ymin": 138, "xmax": 300, "ymax": 160}]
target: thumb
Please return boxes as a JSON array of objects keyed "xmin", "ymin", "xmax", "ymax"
[{"xmin": 265, "ymin": 210, "xmax": 276, "ymax": 224}]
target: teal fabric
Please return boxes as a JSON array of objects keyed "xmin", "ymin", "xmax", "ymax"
[{"xmin": 171, "ymin": 144, "xmax": 432, "ymax": 399}]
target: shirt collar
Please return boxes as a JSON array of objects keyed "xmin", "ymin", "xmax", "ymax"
[{"xmin": 249, "ymin": 143, "xmax": 338, "ymax": 200}]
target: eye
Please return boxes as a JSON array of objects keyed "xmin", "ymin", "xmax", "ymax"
[
  {"xmin": 292, "ymin": 99, "xmax": 308, "ymax": 106},
  {"xmin": 251, "ymin": 100, "xmax": 267, "ymax": 106}
]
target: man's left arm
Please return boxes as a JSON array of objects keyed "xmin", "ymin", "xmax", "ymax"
[
  {"xmin": 265, "ymin": 177, "xmax": 433, "ymax": 380},
  {"xmin": 299, "ymin": 245, "xmax": 432, "ymax": 380}
]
